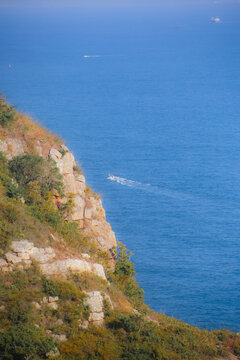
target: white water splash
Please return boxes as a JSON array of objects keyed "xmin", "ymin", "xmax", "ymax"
[
  {"xmin": 107, "ymin": 175, "xmax": 193, "ymax": 201},
  {"xmin": 83, "ymin": 55, "xmax": 101, "ymax": 58}
]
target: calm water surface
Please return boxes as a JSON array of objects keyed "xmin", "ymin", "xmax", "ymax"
[{"xmin": 0, "ymin": 3, "xmax": 240, "ymax": 330}]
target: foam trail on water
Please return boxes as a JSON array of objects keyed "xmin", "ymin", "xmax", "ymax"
[
  {"xmin": 107, "ymin": 175, "xmax": 193, "ymax": 201},
  {"xmin": 83, "ymin": 55, "xmax": 101, "ymax": 58},
  {"xmin": 107, "ymin": 175, "xmax": 240, "ymax": 218}
]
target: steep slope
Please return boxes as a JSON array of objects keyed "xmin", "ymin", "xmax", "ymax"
[
  {"xmin": 0, "ymin": 114, "xmax": 116, "ymax": 254},
  {"xmin": 0, "ymin": 96, "xmax": 239, "ymax": 360}
]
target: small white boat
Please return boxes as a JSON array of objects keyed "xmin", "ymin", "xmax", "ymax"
[
  {"xmin": 83, "ymin": 55, "xmax": 100, "ymax": 58},
  {"xmin": 211, "ymin": 17, "xmax": 221, "ymax": 23},
  {"xmin": 109, "ymin": 174, "xmax": 114, "ymax": 180}
]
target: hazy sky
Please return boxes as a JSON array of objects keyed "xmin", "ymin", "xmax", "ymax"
[{"xmin": 0, "ymin": 0, "xmax": 239, "ymax": 7}]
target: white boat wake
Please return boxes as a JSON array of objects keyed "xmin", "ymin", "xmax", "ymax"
[
  {"xmin": 107, "ymin": 175, "xmax": 240, "ymax": 218},
  {"xmin": 83, "ymin": 55, "xmax": 101, "ymax": 58},
  {"xmin": 107, "ymin": 175, "xmax": 193, "ymax": 201}
]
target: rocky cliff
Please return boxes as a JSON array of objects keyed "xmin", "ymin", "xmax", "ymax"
[{"xmin": 0, "ymin": 133, "xmax": 116, "ymax": 254}]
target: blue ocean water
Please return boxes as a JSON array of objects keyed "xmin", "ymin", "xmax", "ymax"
[{"xmin": 0, "ymin": 3, "xmax": 240, "ymax": 331}]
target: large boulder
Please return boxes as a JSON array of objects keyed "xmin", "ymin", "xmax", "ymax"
[
  {"xmin": 40, "ymin": 258, "xmax": 107, "ymax": 280},
  {"xmin": 84, "ymin": 291, "xmax": 105, "ymax": 325}
]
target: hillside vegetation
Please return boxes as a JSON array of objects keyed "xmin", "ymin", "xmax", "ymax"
[{"xmin": 0, "ymin": 95, "xmax": 239, "ymax": 360}]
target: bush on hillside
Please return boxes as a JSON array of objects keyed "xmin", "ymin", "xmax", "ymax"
[
  {"xmin": 112, "ymin": 242, "xmax": 144, "ymax": 309},
  {"xmin": 0, "ymin": 201, "xmax": 22, "ymax": 252},
  {"xmin": 114, "ymin": 242, "xmax": 135, "ymax": 278},
  {"xmin": 0, "ymin": 95, "xmax": 15, "ymax": 128},
  {"xmin": 8, "ymin": 154, "xmax": 63, "ymax": 198},
  {"xmin": 0, "ymin": 152, "xmax": 19, "ymax": 198},
  {"xmin": 60, "ymin": 327, "xmax": 120, "ymax": 360},
  {"xmin": 0, "ymin": 325, "xmax": 56, "ymax": 360}
]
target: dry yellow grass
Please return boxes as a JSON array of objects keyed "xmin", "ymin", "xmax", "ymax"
[{"xmin": 0, "ymin": 108, "xmax": 63, "ymax": 157}]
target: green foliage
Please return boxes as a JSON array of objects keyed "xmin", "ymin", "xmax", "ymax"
[
  {"xmin": 60, "ymin": 148, "xmax": 67, "ymax": 157},
  {"xmin": 0, "ymin": 152, "xmax": 88, "ymax": 254},
  {"xmin": 57, "ymin": 280, "xmax": 86, "ymax": 301},
  {"xmin": 0, "ymin": 268, "xmax": 42, "ymax": 328},
  {"xmin": 42, "ymin": 276, "xmax": 60, "ymax": 297},
  {"xmin": 9, "ymin": 154, "xmax": 63, "ymax": 198},
  {"xmin": 41, "ymin": 278, "xmax": 89, "ymax": 335},
  {"xmin": 73, "ymin": 164, "xmax": 83, "ymax": 174},
  {"xmin": 69, "ymin": 272, "xmax": 108, "ymax": 293},
  {"xmin": 108, "ymin": 314, "xmax": 141, "ymax": 333},
  {"xmin": 112, "ymin": 243, "xmax": 144, "ymax": 309},
  {"xmin": 105, "ymin": 313, "xmax": 228, "ymax": 360},
  {"xmin": 114, "ymin": 242, "xmax": 135, "ymax": 278},
  {"xmin": 107, "ymin": 314, "xmax": 178, "ymax": 360},
  {"xmin": 29, "ymin": 198, "xmax": 62, "ymax": 227},
  {"xmin": 60, "ymin": 301, "xmax": 89, "ymax": 327},
  {"xmin": 42, "ymin": 276, "xmax": 86, "ymax": 301},
  {"xmin": 214, "ymin": 329, "xmax": 240, "ymax": 356},
  {"xmin": 7, "ymin": 299, "xmax": 32, "ymax": 325},
  {"xmin": 0, "ymin": 201, "xmax": 21, "ymax": 252},
  {"xmin": 0, "ymin": 325, "xmax": 56, "ymax": 360},
  {"xmin": 60, "ymin": 327, "xmax": 120, "ymax": 360},
  {"xmin": 0, "ymin": 95, "xmax": 15, "ymax": 128},
  {"xmin": 10, "ymin": 265, "xmax": 41, "ymax": 290},
  {"xmin": 124, "ymin": 278, "xmax": 144, "ymax": 308},
  {"xmin": 0, "ymin": 152, "xmax": 19, "ymax": 198}
]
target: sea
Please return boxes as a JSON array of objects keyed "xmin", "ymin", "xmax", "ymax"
[{"xmin": 0, "ymin": 2, "xmax": 240, "ymax": 331}]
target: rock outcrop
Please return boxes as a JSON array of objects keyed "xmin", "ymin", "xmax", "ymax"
[
  {"xmin": 49, "ymin": 145, "xmax": 117, "ymax": 252},
  {"xmin": 40, "ymin": 259, "xmax": 106, "ymax": 280},
  {"xmin": 84, "ymin": 290, "xmax": 114, "ymax": 326},
  {"xmin": 0, "ymin": 137, "xmax": 117, "ymax": 253},
  {"xmin": 0, "ymin": 240, "xmax": 107, "ymax": 280},
  {"xmin": 0, "ymin": 138, "xmax": 25, "ymax": 159},
  {"xmin": 84, "ymin": 291, "xmax": 105, "ymax": 325}
]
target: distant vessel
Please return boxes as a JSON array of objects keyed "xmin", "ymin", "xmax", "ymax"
[
  {"xmin": 109, "ymin": 174, "xmax": 114, "ymax": 180},
  {"xmin": 211, "ymin": 17, "xmax": 221, "ymax": 23},
  {"xmin": 83, "ymin": 55, "xmax": 100, "ymax": 58}
]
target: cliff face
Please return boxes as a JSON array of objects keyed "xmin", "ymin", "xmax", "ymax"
[
  {"xmin": 0, "ymin": 136, "xmax": 117, "ymax": 253},
  {"xmin": 0, "ymin": 128, "xmax": 119, "ymax": 330}
]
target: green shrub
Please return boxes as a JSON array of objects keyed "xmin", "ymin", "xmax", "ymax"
[
  {"xmin": 114, "ymin": 242, "xmax": 135, "ymax": 278},
  {"xmin": 73, "ymin": 164, "xmax": 83, "ymax": 174},
  {"xmin": 0, "ymin": 152, "xmax": 19, "ymax": 198},
  {"xmin": 29, "ymin": 199, "xmax": 62, "ymax": 227},
  {"xmin": 108, "ymin": 314, "xmax": 141, "ymax": 333},
  {"xmin": 124, "ymin": 278, "xmax": 144, "ymax": 307},
  {"xmin": 106, "ymin": 314, "xmax": 179, "ymax": 360},
  {"xmin": 42, "ymin": 276, "xmax": 60, "ymax": 297},
  {"xmin": 112, "ymin": 243, "xmax": 144, "ymax": 309},
  {"xmin": 1, "ymin": 202, "xmax": 19, "ymax": 224},
  {"xmin": 0, "ymin": 95, "xmax": 15, "ymax": 128},
  {"xmin": 69, "ymin": 272, "xmax": 108, "ymax": 293},
  {"xmin": 7, "ymin": 301, "xmax": 31, "ymax": 325},
  {"xmin": 61, "ymin": 301, "xmax": 89, "ymax": 326},
  {"xmin": 0, "ymin": 201, "xmax": 21, "ymax": 252},
  {"xmin": 42, "ymin": 276, "xmax": 86, "ymax": 302},
  {"xmin": 56, "ymin": 280, "xmax": 85, "ymax": 301},
  {"xmin": 60, "ymin": 327, "xmax": 120, "ymax": 360},
  {"xmin": 10, "ymin": 266, "xmax": 41, "ymax": 290},
  {"xmin": 0, "ymin": 325, "xmax": 56, "ymax": 360},
  {"xmin": 60, "ymin": 148, "xmax": 67, "ymax": 157},
  {"xmin": 9, "ymin": 154, "xmax": 63, "ymax": 198}
]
